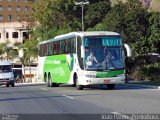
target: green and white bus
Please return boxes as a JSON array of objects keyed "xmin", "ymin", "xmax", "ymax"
[{"xmin": 38, "ymin": 31, "xmax": 131, "ymax": 90}]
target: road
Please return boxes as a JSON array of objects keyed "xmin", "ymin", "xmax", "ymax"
[{"xmin": 0, "ymin": 84, "xmax": 160, "ymax": 120}]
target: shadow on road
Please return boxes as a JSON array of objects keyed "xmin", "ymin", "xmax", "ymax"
[{"xmin": 59, "ymin": 84, "xmax": 157, "ymax": 91}]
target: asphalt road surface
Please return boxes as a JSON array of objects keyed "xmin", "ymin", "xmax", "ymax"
[{"xmin": 0, "ymin": 84, "xmax": 160, "ymax": 120}]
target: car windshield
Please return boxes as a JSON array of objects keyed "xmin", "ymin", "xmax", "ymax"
[
  {"xmin": 0, "ymin": 65, "xmax": 12, "ymax": 73},
  {"xmin": 83, "ymin": 36, "xmax": 124, "ymax": 70}
]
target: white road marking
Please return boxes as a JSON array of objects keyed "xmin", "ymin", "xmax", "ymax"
[
  {"xmin": 62, "ymin": 95, "xmax": 74, "ymax": 100},
  {"xmin": 111, "ymin": 112, "xmax": 121, "ymax": 115},
  {"xmin": 111, "ymin": 112, "xmax": 135, "ymax": 120},
  {"xmin": 41, "ymin": 88, "xmax": 48, "ymax": 91}
]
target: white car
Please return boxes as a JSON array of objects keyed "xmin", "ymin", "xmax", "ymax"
[{"xmin": 0, "ymin": 61, "xmax": 15, "ymax": 87}]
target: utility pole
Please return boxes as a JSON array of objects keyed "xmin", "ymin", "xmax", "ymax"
[{"xmin": 75, "ymin": 1, "xmax": 89, "ymax": 31}]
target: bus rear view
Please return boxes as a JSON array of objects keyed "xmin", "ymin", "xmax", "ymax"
[{"xmin": 0, "ymin": 61, "xmax": 15, "ymax": 87}]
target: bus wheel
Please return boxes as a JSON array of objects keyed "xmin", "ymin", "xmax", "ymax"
[
  {"xmin": 75, "ymin": 75, "xmax": 83, "ymax": 90},
  {"xmin": 11, "ymin": 82, "xmax": 15, "ymax": 87},
  {"xmin": 56, "ymin": 84, "xmax": 60, "ymax": 87},
  {"xmin": 47, "ymin": 78, "xmax": 50, "ymax": 87},
  {"xmin": 48, "ymin": 75, "xmax": 58, "ymax": 87},
  {"xmin": 107, "ymin": 84, "xmax": 115, "ymax": 90},
  {"xmin": 72, "ymin": 74, "xmax": 76, "ymax": 87},
  {"xmin": 6, "ymin": 84, "xmax": 9, "ymax": 87},
  {"xmin": 48, "ymin": 75, "xmax": 54, "ymax": 87}
]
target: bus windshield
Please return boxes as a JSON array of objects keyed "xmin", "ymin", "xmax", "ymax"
[
  {"xmin": 0, "ymin": 65, "xmax": 12, "ymax": 73},
  {"xmin": 84, "ymin": 36, "xmax": 124, "ymax": 70}
]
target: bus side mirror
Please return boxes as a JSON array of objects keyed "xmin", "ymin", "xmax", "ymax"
[
  {"xmin": 124, "ymin": 44, "xmax": 131, "ymax": 57},
  {"xmin": 81, "ymin": 45, "xmax": 85, "ymax": 58}
]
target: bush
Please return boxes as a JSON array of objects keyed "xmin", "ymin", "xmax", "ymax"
[{"xmin": 140, "ymin": 63, "xmax": 160, "ymax": 81}]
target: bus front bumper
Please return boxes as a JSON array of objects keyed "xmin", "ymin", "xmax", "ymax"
[{"xmin": 79, "ymin": 76, "xmax": 125, "ymax": 85}]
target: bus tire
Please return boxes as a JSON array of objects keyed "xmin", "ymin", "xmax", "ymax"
[
  {"xmin": 49, "ymin": 75, "xmax": 58, "ymax": 87},
  {"xmin": 45, "ymin": 74, "xmax": 50, "ymax": 87},
  {"xmin": 72, "ymin": 74, "xmax": 76, "ymax": 87},
  {"xmin": 75, "ymin": 75, "xmax": 83, "ymax": 90},
  {"xmin": 55, "ymin": 84, "xmax": 60, "ymax": 87},
  {"xmin": 47, "ymin": 78, "xmax": 50, "ymax": 87},
  {"xmin": 107, "ymin": 84, "xmax": 115, "ymax": 90},
  {"xmin": 11, "ymin": 82, "xmax": 15, "ymax": 87},
  {"xmin": 6, "ymin": 84, "xmax": 9, "ymax": 87},
  {"xmin": 48, "ymin": 75, "xmax": 54, "ymax": 87}
]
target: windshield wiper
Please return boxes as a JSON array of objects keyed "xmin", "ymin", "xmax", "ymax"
[{"xmin": 96, "ymin": 62, "xmax": 104, "ymax": 69}]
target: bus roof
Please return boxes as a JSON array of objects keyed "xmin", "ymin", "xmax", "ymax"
[
  {"xmin": 38, "ymin": 31, "xmax": 120, "ymax": 45},
  {"xmin": 0, "ymin": 61, "xmax": 11, "ymax": 66}
]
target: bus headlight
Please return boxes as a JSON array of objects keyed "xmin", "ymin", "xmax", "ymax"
[
  {"xmin": 9, "ymin": 77, "xmax": 15, "ymax": 81},
  {"xmin": 117, "ymin": 74, "xmax": 125, "ymax": 77},
  {"xmin": 85, "ymin": 74, "xmax": 96, "ymax": 78}
]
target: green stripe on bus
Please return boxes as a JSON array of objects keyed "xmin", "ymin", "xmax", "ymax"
[
  {"xmin": 96, "ymin": 70, "xmax": 124, "ymax": 78},
  {"xmin": 43, "ymin": 54, "xmax": 74, "ymax": 83}
]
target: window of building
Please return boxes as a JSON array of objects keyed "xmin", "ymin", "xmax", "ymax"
[
  {"xmin": 8, "ymin": 0, "xmax": 12, "ymax": 1},
  {"xmin": 8, "ymin": 6, "xmax": 12, "ymax": 11},
  {"xmin": 25, "ymin": 0, "xmax": 28, "ymax": 2},
  {"xmin": 17, "ymin": 16, "xmax": 20, "ymax": 20},
  {"xmin": 12, "ymin": 32, "xmax": 18, "ymax": 38},
  {"xmin": 0, "ymin": 6, "xmax": 3, "ymax": 11},
  {"xmin": 16, "ymin": 6, "xmax": 20, "ymax": 11},
  {"xmin": 25, "ymin": 6, "xmax": 28, "ymax": 12},
  {"xmin": 6, "ymin": 32, "xmax": 9, "ymax": 39},
  {"xmin": 0, "ymin": 15, "xmax": 3, "ymax": 20},
  {"xmin": 8, "ymin": 15, "xmax": 12, "ymax": 20}
]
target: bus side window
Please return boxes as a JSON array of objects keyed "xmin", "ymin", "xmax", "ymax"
[
  {"xmin": 55, "ymin": 42, "xmax": 60, "ymax": 55},
  {"xmin": 60, "ymin": 41, "xmax": 65, "ymax": 54},
  {"xmin": 53, "ymin": 43, "xmax": 56, "ymax": 55},
  {"xmin": 67, "ymin": 39, "xmax": 71, "ymax": 53},
  {"xmin": 39, "ymin": 45, "xmax": 43, "ymax": 57},
  {"xmin": 71, "ymin": 38, "xmax": 75, "ymax": 53},
  {"xmin": 52, "ymin": 43, "xmax": 54, "ymax": 55},
  {"xmin": 48, "ymin": 43, "xmax": 52, "ymax": 55},
  {"xmin": 65, "ymin": 40, "xmax": 68, "ymax": 53},
  {"xmin": 77, "ymin": 36, "xmax": 84, "ymax": 69},
  {"xmin": 43, "ymin": 44, "xmax": 47, "ymax": 56}
]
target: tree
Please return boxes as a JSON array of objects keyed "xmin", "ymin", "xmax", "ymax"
[
  {"xmin": 0, "ymin": 41, "xmax": 18, "ymax": 60},
  {"xmin": 33, "ymin": 0, "xmax": 112, "ymax": 40},
  {"xmin": 147, "ymin": 12, "xmax": 160, "ymax": 53},
  {"xmin": 85, "ymin": 0, "xmax": 111, "ymax": 29},
  {"xmin": 102, "ymin": 0, "xmax": 149, "ymax": 57},
  {"xmin": 19, "ymin": 40, "xmax": 38, "ymax": 82}
]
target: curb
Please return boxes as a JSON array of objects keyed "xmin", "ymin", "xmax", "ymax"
[
  {"xmin": 15, "ymin": 82, "xmax": 46, "ymax": 87},
  {"xmin": 120, "ymin": 83, "xmax": 160, "ymax": 89}
]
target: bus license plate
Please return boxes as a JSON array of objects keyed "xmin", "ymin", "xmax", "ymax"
[{"xmin": 104, "ymin": 80, "xmax": 110, "ymax": 83}]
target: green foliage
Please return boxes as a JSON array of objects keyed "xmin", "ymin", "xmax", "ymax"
[
  {"xmin": 0, "ymin": 41, "xmax": 18, "ymax": 60},
  {"xmin": 140, "ymin": 63, "xmax": 160, "ymax": 81},
  {"xmin": 85, "ymin": 0, "xmax": 111, "ymax": 28},
  {"xmin": 33, "ymin": 0, "xmax": 111, "ymax": 40},
  {"xmin": 147, "ymin": 12, "xmax": 160, "ymax": 53}
]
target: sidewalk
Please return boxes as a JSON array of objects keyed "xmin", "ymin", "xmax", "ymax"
[
  {"xmin": 15, "ymin": 81, "xmax": 46, "ymax": 87},
  {"xmin": 124, "ymin": 80, "xmax": 160, "ymax": 89}
]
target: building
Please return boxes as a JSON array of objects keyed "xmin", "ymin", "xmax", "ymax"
[
  {"xmin": 0, "ymin": 0, "xmax": 38, "ymax": 82},
  {"xmin": 0, "ymin": 0, "xmax": 36, "ymax": 44}
]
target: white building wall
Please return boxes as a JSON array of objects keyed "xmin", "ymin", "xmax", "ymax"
[
  {"xmin": 0, "ymin": 22, "xmax": 28, "ymax": 44},
  {"xmin": 0, "ymin": 22, "xmax": 39, "ymax": 82}
]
